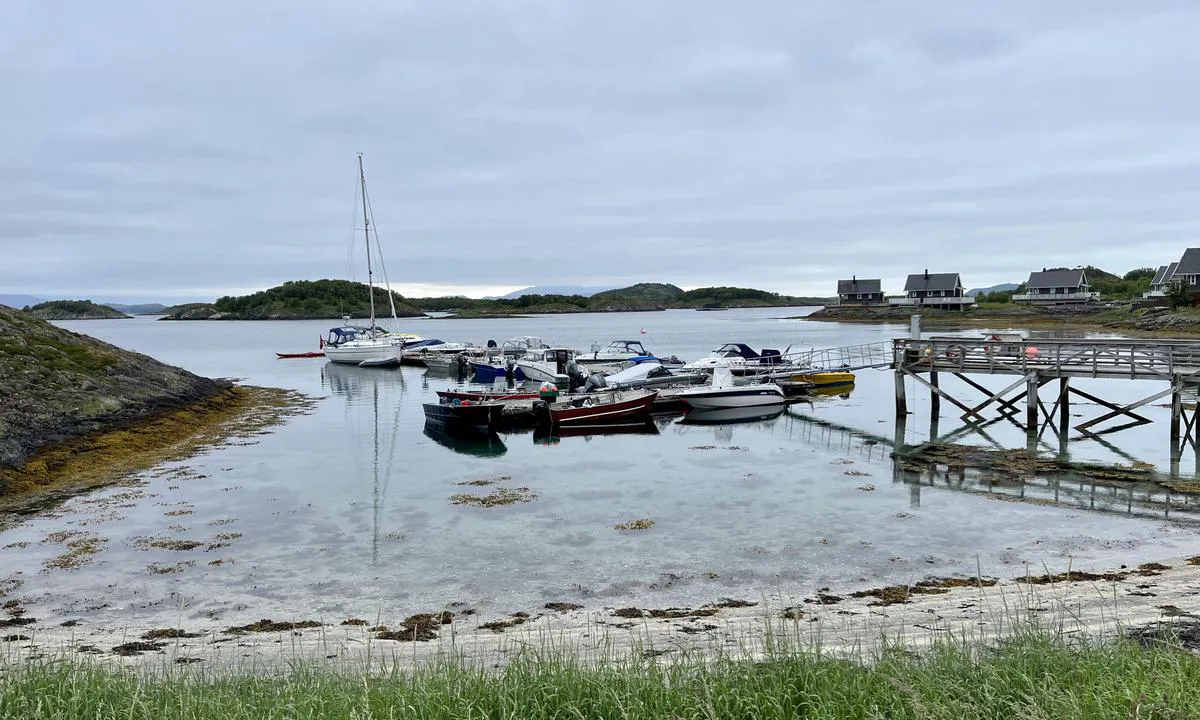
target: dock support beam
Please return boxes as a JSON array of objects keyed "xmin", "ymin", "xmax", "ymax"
[
  {"xmin": 1026, "ymin": 374, "xmax": 1039, "ymax": 436},
  {"xmin": 895, "ymin": 370, "xmax": 907, "ymax": 418},
  {"xmin": 930, "ymin": 371, "xmax": 941, "ymax": 418},
  {"xmin": 1058, "ymin": 378, "xmax": 1069, "ymax": 435},
  {"xmin": 1171, "ymin": 373, "xmax": 1182, "ymax": 447}
]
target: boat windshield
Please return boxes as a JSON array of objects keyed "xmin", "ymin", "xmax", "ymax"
[
  {"xmin": 607, "ymin": 341, "xmax": 648, "ymax": 355},
  {"xmin": 714, "ymin": 343, "xmax": 752, "ymax": 358}
]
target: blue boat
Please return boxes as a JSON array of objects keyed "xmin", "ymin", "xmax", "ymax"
[{"xmin": 471, "ymin": 361, "xmax": 525, "ymax": 383}]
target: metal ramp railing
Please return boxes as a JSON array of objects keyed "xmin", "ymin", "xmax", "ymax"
[{"xmin": 784, "ymin": 340, "xmax": 894, "ymax": 372}]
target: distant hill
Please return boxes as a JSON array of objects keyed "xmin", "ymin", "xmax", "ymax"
[
  {"xmin": 499, "ymin": 285, "xmax": 614, "ymax": 299},
  {"xmin": 966, "ymin": 283, "xmax": 1019, "ymax": 297},
  {"xmin": 159, "ymin": 280, "xmax": 425, "ymax": 320},
  {"xmin": 102, "ymin": 303, "xmax": 168, "ymax": 315},
  {"xmin": 412, "ymin": 282, "xmax": 831, "ymax": 315},
  {"xmin": 23, "ymin": 300, "xmax": 130, "ymax": 320},
  {"xmin": 0, "ymin": 294, "xmax": 45, "ymax": 309}
]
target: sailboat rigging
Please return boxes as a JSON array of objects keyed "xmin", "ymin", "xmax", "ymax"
[{"xmin": 323, "ymin": 153, "xmax": 418, "ymax": 367}]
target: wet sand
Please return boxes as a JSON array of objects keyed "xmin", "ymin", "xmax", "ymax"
[{"xmin": 4, "ymin": 554, "xmax": 1200, "ymax": 670}]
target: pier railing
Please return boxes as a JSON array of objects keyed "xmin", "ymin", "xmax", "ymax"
[
  {"xmin": 785, "ymin": 340, "xmax": 894, "ymax": 372},
  {"xmin": 893, "ymin": 337, "xmax": 1200, "ymax": 382}
]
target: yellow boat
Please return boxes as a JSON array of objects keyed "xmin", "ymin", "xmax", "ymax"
[{"xmin": 790, "ymin": 370, "xmax": 856, "ymax": 389}]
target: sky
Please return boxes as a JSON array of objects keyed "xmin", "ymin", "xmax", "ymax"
[{"xmin": 4, "ymin": 1, "xmax": 1200, "ymax": 303}]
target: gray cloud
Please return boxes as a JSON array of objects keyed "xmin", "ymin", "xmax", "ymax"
[{"xmin": 4, "ymin": 1, "xmax": 1200, "ymax": 301}]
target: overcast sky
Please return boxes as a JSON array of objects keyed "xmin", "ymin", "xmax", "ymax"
[{"xmin": 5, "ymin": 1, "xmax": 1200, "ymax": 303}]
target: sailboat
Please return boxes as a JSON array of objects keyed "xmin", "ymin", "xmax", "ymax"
[{"xmin": 324, "ymin": 153, "xmax": 408, "ymax": 367}]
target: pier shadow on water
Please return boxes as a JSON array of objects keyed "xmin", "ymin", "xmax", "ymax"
[{"xmin": 785, "ymin": 406, "xmax": 1200, "ymax": 526}]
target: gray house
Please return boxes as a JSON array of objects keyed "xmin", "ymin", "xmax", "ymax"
[
  {"xmin": 1145, "ymin": 262, "xmax": 1180, "ymax": 298},
  {"xmin": 836, "ymin": 277, "xmax": 884, "ymax": 305},
  {"xmin": 888, "ymin": 271, "xmax": 974, "ymax": 309},
  {"xmin": 1013, "ymin": 268, "xmax": 1099, "ymax": 304},
  {"xmin": 1172, "ymin": 248, "xmax": 1200, "ymax": 289}
]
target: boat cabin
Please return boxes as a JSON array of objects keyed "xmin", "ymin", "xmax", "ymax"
[
  {"xmin": 326, "ymin": 326, "xmax": 376, "ymax": 347},
  {"xmin": 590, "ymin": 340, "xmax": 650, "ymax": 357},
  {"xmin": 501, "ymin": 336, "xmax": 548, "ymax": 357},
  {"xmin": 712, "ymin": 343, "xmax": 783, "ymax": 365}
]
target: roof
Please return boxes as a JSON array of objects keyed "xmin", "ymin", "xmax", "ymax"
[
  {"xmin": 1151, "ymin": 265, "xmax": 1171, "ymax": 286},
  {"xmin": 1176, "ymin": 248, "xmax": 1200, "ymax": 276},
  {"xmin": 1164, "ymin": 262, "xmax": 1180, "ymax": 283},
  {"xmin": 1025, "ymin": 269, "xmax": 1087, "ymax": 289},
  {"xmin": 903, "ymin": 272, "xmax": 961, "ymax": 292},
  {"xmin": 837, "ymin": 278, "xmax": 881, "ymax": 294}
]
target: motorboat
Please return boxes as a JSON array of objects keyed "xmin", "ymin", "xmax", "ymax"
[
  {"xmin": 471, "ymin": 358, "xmax": 525, "ymax": 383},
  {"xmin": 422, "ymin": 399, "xmax": 503, "ymax": 434},
  {"xmin": 681, "ymin": 343, "xmax": 787, "ymax": 373},
  {"xmin": 788, "ymin": 369, "xmax": 856, "ymax": 389},
  {"xmin": 585, "ymin": 361, "xmax": 707, "ymax": 391},
  {"xmin": 399, "ymin": 339, "xmax": 484, "ymax": 367},
  {"xmin": 499, "ymin": 336, "xmax": 549, "ymax": 358},
  {"xmin": 436, "ymin": 389, "xmax": 539, "ymax": 403},
  {"xmin": 516, "ymin": 347, "xmax": 578, "ymax": 384},
  {"xmin": 674, "ymin": 365, "xmax": 786, "ymax": 409},
  {"xmin": 537, "ymin": 389, "xmax": 658, "ymax": 427},
  {"xmin": 576, "ymin": 340, "xmax": 682, "ymax": 368}
]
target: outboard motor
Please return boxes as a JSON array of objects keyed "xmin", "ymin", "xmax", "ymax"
[
  {"xmin": 566, "ymin": 360, "xmax": 587, "ymax": 391},
  {"xmin": 581, "ymin": 373, "xmax": 607, "ymax": 393}
]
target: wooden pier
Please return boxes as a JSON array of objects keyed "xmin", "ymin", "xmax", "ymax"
[{"xmin": 892, "ymin": 336, "xmax": 1200, "ymax": 452}]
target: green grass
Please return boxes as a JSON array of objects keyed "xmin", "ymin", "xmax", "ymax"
[{"xmin": 3, "ymin": 631, "xmax": 1200, "ymax": 719}]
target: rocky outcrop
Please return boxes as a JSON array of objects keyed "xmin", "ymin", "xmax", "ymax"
[{"xmin": 0, "ymin": 305, "xmax": 231, "ymax": 479}]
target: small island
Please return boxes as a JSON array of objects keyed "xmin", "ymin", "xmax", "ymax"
[
  {"xmin": 159, "ymin": 280, "xmax": 426, "ymax": 320},
  {"xmin": 22, "ymin": 300, "xmax": 130, "ymax": 320}
]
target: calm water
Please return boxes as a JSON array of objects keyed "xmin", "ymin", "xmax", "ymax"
[{"xmin": 3, "ymin": 308, "xmax": 1200, "ymax": 625}]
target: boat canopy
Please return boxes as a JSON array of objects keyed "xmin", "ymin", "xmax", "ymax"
[
  {"xmin": 711, "ymin": 364, "xmax": 736, "ymax": 389},
  {"xmin": 712, "ymin": 343, "xmax": 783, "ymax": 364}
]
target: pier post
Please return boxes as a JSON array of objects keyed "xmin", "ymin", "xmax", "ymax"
[
  {"xmin": 1025, "ymin": 374, "xmax": 1039, "ymax": 436},
  {"xmin": 1171, "ymin": 374, "xmax": 1182, "ymax": 447},
  {"xmin": 1058, "ymin": 378, "xmax": 1069, "ymax": 434},
  {"xmin": 929, "ymin": 371, "xmax": 941, "ymax": 418},
  {"xmin": 895, "ymin": 370, "xmax": 907, "ymax": 418}
]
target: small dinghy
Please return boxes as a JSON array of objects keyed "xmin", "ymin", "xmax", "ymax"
[
  {"xmin": 537, "ymin": 389, "xmax": 658, "ymax": 427},
  {"xmin": 276, "ymin": 351, "xmax": 325, "ymax": 358},
  {"xmin": 422, "ymin": 399, "xmax": 503, "ymax": 434}
]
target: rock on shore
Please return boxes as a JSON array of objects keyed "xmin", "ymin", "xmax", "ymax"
[{"xmin": 0, "ymin": 305, "xmax": 231, "ymax": 483}]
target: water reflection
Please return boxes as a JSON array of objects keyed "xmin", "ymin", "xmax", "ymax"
[
  {"xmin": 319, "ymin": 362, "xmax": 406, "ymax": 563},
  {"xmin": 532, "ymin": 420, "xmax": 659, "ymax": 442},
  {"xmin": 423, "ymin": 426, "xmax": 508, "ymax": 457},
  {"xmin": 679, "ymin": 406, "xmax": 787, "ymax": 426},
  {"xmin": 785, "ymin": 406, "xmax": 1200, "ymax": 524}
]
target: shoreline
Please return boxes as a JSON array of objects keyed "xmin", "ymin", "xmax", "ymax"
[
  {"xmin": 0, "ymin": 386, "xmax": 316, "ymax": 523},
  {"xmin": 3, "ymin": 552, "xmax": 1199, "ymax": 669},
  {"xmin": 796, "ymin": 308, "xmax": 1200, "ymax": 338}
]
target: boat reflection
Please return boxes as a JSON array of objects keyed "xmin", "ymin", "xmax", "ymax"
[
  {"xmin": 321, "ymin": 360, "xmax": 406, "ymax": 401},
  {"xmin": 532, "ymin": 420, "xmax": 659, "ymax": 444},
  {"xmin": 678, "ymin": 405, "xmax": 786, "ymax": 426},
  {"xmin": 809, "ymin": 383, "xmax": 854, "ymax": 399},
  {"xmin": 422, "ymin": 425, "xmax": 508, "ymax": 457}
]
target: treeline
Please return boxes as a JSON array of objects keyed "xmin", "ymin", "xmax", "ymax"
[{"xmin": 414, "ymin": 284, "xmax": 829, "ymax": 314}]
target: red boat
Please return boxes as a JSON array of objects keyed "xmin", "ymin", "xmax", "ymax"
[
  {"xmin": 276, "ymin": 351, "xmax": 325, "ymax": 358},
  {"xmin": 436, "ymin": 389, "xmax": 538, "ymax": 402},
  {"xmin": 545, "ymin": 390, "xmax": 657, "ymax": 426}
]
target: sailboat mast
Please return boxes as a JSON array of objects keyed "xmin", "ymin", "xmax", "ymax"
[{"xmin": 358, "ymin": 152, "xmax": 375, "ymax": 336}]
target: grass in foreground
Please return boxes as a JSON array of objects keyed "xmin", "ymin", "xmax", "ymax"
[{"xmin": 3, "ymin": 631, "xmax": 1200, "ymax": 719}]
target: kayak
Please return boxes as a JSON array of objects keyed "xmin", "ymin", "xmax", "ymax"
[{"xmin": 276, "ymin": 351, "xmax": 325, "ymax": 358}]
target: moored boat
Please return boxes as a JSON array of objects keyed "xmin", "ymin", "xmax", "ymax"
[
  {"xmin": 276, "ymin": 351, "xmax": 325, "ymax": 358},
  {"xmin": 436, "ymin": 389, "xmax": 539, "ymax": 403},
  {"xmin": 422, "ymin": 400, "xmax": 503, "ymax": 434},
  {"xmin": 789, "ymin": 370, "xmax": 856, "ymax": 389},
  {"xmin": 675, "ymin": 365, "xmax": 786, "ymax": 409},
  {"xmin": 538, "ymin": 389, "xmax": 658, "ymax": 427}
]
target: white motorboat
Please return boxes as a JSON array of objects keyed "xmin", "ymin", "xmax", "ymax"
[
  {"xmin": 516, "ymin": 347, "xmax": 578, "ymax": 384},
  {"xmin": 675, "ymin": 365, "xmax": 786, "ymax": 409},
  {"xmin": 575, "ymin": 339, "xmax": 682, "ymax": 367},
  {"xmin": 681, "ymin": 342, "xmax": 788, "ymax": 374}
]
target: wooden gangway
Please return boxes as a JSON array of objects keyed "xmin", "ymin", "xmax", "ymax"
[
  {"xmin": 891, "ymin": 336, "xmax": 1200, "ymax": 446},
  {"xmin": 894, "ymin": 336, "xmax": 1200, "ymax": 382}
]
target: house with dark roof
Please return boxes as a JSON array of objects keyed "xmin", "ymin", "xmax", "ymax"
[
  {"xmin": 1171, "ymin": 248, "xmax": 1200, "ymax": 289},
  {"xmin": 1144, "ymin": 262, "xmax": 1180, "ymax": 298},
  {"xmin": 836, "ymin": 277, "xmax": 884, "ymax": 305},
  {"xmin": 887, "ymin": 270, "xmax": 975, "ymax": 309},
  {"xmin": 1012, "ymin": 268, "xmax": 1099, "ymax": 304}
]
